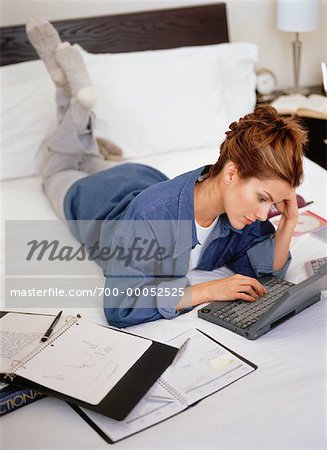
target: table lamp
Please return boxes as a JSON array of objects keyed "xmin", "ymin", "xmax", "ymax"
[{"xmin": 277, "ymin": 0, "xmax": 318, "ymax": 94}]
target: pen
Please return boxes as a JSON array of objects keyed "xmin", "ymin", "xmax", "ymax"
[
  {"xmin": 171, "ymin": 338, "xmax": 190, "ymax": 367},
  {"xmin": 40, "ymin": 310, "xmax": 63, "ymax": 342},
  {"xmin": 147, "ymin": 395, "xmax": 175, "ymax": 403}
]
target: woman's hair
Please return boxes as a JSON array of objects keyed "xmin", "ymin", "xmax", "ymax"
[{"xmin": 209, "ymin": 104, "xmax": 308, "ymax": 187}]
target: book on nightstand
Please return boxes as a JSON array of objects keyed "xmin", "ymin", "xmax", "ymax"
[{"xmin": 271, "ymin": 94, "xmax": 327, "ymax": 119}]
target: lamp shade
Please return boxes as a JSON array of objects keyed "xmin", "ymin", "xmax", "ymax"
[{"xmin": 277, "ymin": 0, "xmax": 318, "ymax": 32}]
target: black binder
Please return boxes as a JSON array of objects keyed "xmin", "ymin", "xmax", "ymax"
[
  {"xmin": 0, "ymin": 311, "xmax": 178, "ymax": 420},
  {"xmin": 67, "ymin": 329, "xmax": 258, "ymax": 444}
]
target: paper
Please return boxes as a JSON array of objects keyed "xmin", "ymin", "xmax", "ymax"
[
  {"xmin": 13, "ymin": 319, "xmax": 151, "ymax": 405},
  {"xmin": 270, "ymin": 210, "xmax": 327, "ymax": 237},
  {"xmin": 311, "ymin": 227, "xmax": 327, "ymax": 243},
  {"xmin": 81, "ymin": 329, "xmax": 255, "ymax": 442},
  {"xmin": 0, "ymin": 313, "xmax": 54, "ymax": 372},
  {"xmin": 1, "ymin": 314, "xmax": 151, "ymax": 405},
  {"xmin": 209, "ymin": 353, "xmax": 237, "ymax": 372},
  {"xmin": 271, "ymin": 94, "xmax": 327, "ymax": 119},
  {"xmin": 162, "ymin": 329, "xmax": 252, "ymax": 405}
]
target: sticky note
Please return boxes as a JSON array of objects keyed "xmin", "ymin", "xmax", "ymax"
[{"xmin": 209, "ymin": 354, "xmax": 235, "ymax": 372}]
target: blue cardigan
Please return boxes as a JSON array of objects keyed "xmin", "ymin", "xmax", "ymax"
[{"xmin": 64, "ymin": 163, "xmax": 290, "ymax": 328}]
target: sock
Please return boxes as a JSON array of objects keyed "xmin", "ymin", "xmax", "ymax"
[
  {"xmin": 97, "ymin": 137, "xmax": 124, "ymax": 161},
  {"xmin": 55, "ymin": 43, "xmax": 97, "ymax": 108},
  {"xmin": 55, "ymin": 87, "xmax": 72, "ymax": 123},
  {"xmin": 70, "ymin": 97, "xmax": 93, "ymax": 133},
  {"xmin": 25, "ymin": 18, "xmax": 69, "ymax": 93}
]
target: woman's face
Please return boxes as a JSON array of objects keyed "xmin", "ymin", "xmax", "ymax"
[{"xmin": 223, "ymin": 171, "xmax": 293, "ymax": 230}]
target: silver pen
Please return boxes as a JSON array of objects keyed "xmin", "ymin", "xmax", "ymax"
[
  {"xmin": 147, "ymin": 395, "xmax": 175, "ymax": 403},
  {"xmin": 171, "ymin": 337, "xmax": 190, "ymax": 367}
]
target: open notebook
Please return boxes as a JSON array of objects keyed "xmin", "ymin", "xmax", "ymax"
[
  {"xmin": 0, "ymin": 312, "xmax": 177, "ymax": 420},
  {"xmin": 73, "ymin": 329, "xmax": 257, "ymax": 443}
]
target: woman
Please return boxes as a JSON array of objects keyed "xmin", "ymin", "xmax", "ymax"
[{"xmin": 27, "ymin": 19, "xmax": 308, "ymax": 328}]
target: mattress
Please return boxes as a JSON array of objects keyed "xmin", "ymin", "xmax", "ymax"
[
  {"xmin": 1, "ymin": 147, "xmax": 327, "ymax": 450},
  {"xmin": 1, "ymin": 149, "xmax": 326, "ymax": 315},
  {"xmin": 2, "ymin": 146, "xmax": 326, "ymax": 286}
]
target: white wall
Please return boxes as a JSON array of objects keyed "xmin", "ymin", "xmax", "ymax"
[
  {"xmin": 1, "ymin": 0, "xmax": 326, "ymax": 90},
  {"xmin": 226, "ymin": 0, "xmax": 326, "ymax": 91}
]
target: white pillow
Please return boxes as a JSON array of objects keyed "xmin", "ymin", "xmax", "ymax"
[
  {"xmin": 216, "ymin": 42, "xmax": 258, "ymax": 120},
  {"xmin": 80, "ymin": 43, "xmax": 257, "ymax": 158},
  {"xmin": 0, "ymin": 60, "xmax": 57, "ymax": 180},
  {"xmin": 0, "ymin": 42, "xmax": 257, "ymax": 180},
  {"xmin": 84, "ymin": 45, "xmax": 231, "ymax": 159}
]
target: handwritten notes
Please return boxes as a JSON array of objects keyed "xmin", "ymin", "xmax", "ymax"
[
  {"xmin": 0, "ymin": 313, "xmax": 53, "ymax": 370},
  {"xmin": 1, "ymin": 313, "xmax": 151, "ymax": 405},
  {"xmin": 81, "ymin": 329, "xmax": 255, "ymax": 442}
]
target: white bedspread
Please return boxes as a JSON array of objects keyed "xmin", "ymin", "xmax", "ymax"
[{"xmin": 1, "ymin": 148, "xmax": 326, "ymax": 450}]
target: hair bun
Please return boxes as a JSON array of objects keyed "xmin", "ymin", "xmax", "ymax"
[
  {"xmin": 225, "ymin": 121, "xmax": 238, "ymax": 138},
  {"xmin": 275, "ymin": 118, "xmax": 287, "ymax": 130},
  {"xmin": 253, "ymin": 104, "xmax": 279, "ymax": 122},
  {"xmin": 209, "ymin": 102, "xmax": 307, "ymax": 187}
]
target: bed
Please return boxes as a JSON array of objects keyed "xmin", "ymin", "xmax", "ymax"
[{"xmin": 1, "ymin": 3, "xmax": 326, "ymax": 449}]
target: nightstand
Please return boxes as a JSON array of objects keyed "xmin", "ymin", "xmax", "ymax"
[
  {"xmin": 257, "ymin": 86, "xmax": 326, "ymax": 170},
  {"xmin": 300, "ymin": 116, "xmax": 326, "ymax": 169}
]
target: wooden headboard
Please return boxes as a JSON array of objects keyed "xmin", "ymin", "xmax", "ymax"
[{"xmin": 0, "ymin": 3, "xmax": 229, "ymax": 66}]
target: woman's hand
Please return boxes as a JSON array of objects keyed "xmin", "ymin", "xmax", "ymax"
[
  {"xmin": 274, "ymin": 189, "xmax": 299, "ymax": 223},
  {"xmin": 176, "ymin": 274, "xmax": 267, "ymax": 310},
  {"xmin": 272, "ymin": 189, "xmax": 299, "ymax": 271},
  {"xmin": 203, "ymin": 274, "xmax": 267, "ymax": 303}
]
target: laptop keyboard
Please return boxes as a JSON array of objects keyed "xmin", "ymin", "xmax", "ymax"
[
  {"xmin": 207, "ymin": 278, "xmax": 294, "ymax": 329},
  {"xmin": 309, "ymin": 257, "xmax": 327, "ymax": 274}
]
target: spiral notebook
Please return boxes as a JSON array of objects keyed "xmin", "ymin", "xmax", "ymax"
[
  {"xmin": 0, "ymin": 311, "xmax": 177, "ymax": 420},
  {"xmin": 72, "ymin": 329, "xmax": 257, "ymax": 443}
]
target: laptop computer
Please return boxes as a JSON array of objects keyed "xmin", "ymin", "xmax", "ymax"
[
  {"xmin": 305, "ymin": 256, "xmax": 327, "ymax": 276},
  {"xmin": 198, "ymin": 263, "xmax": 327, "ymax": 340}
]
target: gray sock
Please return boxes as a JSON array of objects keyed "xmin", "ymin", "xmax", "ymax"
[
  {"xmin": 25, "ymin": 18, "xmax": 70, "ymax": 98},
  {"xmin": 97, "ymin": 137, "xmax": 124, "ymax": 161},
  {"xmin": 70, "ymin": 97, "xmax": 92, "ymax": 133},
  {"xmin": 55, "ymin": 87, "xmax": 71, "ymax": 123},
  {"xmin": 56, "ymin": 43, "xmax": 97, "ymax": 108}
]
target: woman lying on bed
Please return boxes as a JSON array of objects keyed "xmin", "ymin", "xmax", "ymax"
[{"xmin": 26, "ymin": 19, "xmax": 308, "ymax": 328}]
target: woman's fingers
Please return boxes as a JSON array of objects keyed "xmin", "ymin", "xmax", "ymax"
[
  {"xmin": 237, "ymin": 275, "xmax": 267, "ymax": 295},
  {"xmin": 235, "ymin": 292, "xmax": 257, "ymax": 302},
  {"xmin": 239, "ymin": 285, "xmax": 260, "ymax": 300},
  {"xmin": 207, "ymin": 274, "xmax": 268, "ymax": 303}
]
